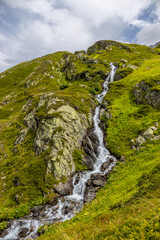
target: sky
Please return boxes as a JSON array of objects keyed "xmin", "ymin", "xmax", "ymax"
[{"xmin": 0, "ymin": 0, "xmax": 160, "ymax": 72}]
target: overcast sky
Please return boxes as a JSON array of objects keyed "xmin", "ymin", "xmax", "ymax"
[{"xmin": 0, "ymin": 0, "xmax": 160, "ymax": 72}]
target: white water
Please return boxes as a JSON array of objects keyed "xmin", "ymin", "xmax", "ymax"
[{"xmin": 0, "ymin": 64, "xmax": 117, "ymax": 240}]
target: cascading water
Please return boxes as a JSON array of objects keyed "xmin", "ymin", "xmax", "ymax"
[{"xmin": 0, "ymin": 64, "xmax": 117, "ymax": 240}]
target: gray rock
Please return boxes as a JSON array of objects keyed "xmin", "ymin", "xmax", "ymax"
[
  {"xmin": 14, "ymin": 129, "xmax": 28, "ymax": 146},
  {"xmin": 120, "ymin": 156, "xmax": 125, "ymax": 162},
  {"xmin": 105, "ymin": 112, "xmax": 112, "ymax": 120},
  {"xmin": 24, "ymin": 111, "xmax": 37, "ymax": 131},
  {"xmin": 100, "ymin": 108, "xmax": 106, "ymax": 117},
  {"xmin": 131, "ymin": 122, "xmax": 159, "ymax": 150},
  {"xmin": 121, "ymin": 59, "xmax": 128, "ymax": 63},
  {"xmin": 101, "ymin": 157, "xmax": 114, "ymax": 172},
  {"xmin": 135, "ymin": 135, "xmax": 146, "ymax": 147},
  {"xmin": 54, "ymin": 180, "xmax": 73, "ymax": 196},
  {"xmin": 82, "ymin": 131, "xmax": 99, "ymax": 170},
  {"xmin": 133, "ymin": 81, "xmax": 160, "ymax": 109},
  {"xmin": 84, "ymin": 173, "xmax": 107, "ymax": 203},
  {"xmin": 143, "ymin": 126, "xmax": 156, "ymax": 139}
]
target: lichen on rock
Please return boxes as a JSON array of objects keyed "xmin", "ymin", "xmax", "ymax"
[{"xmin": 23, "ymin": 96, "xmax": 90, "ymax": 181}]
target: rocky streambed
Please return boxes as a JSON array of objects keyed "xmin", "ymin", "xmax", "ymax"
[{"xmin": 0, "ymin": 64, "xmax": 117, "ymax": 240}]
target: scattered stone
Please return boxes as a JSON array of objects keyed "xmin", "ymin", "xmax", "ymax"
[
  {"xmin": 121, "ymin": 59, "xmax": 128, "ymax": 63},
  {"xmin": 120, "ymin": 156, "xmax": 125, "ymax": 162},
  {"xmin": 131, "ymin": 122, "xmax": 159, "ymax": 150},
  {"xmin": 143, "ymin": 126, "xmax": 157, "ymax": 138},
  {"xmin": 105, "ymin": 112, "xmax": 112, "ymax": 120}
]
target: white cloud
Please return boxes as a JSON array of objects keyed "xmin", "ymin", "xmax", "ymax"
[
  {"xmin": 0, "ymin": 0, "xmax": 160, "ymax": 72},
  {"xmin": 136, "ymin": 22, "xmax": 160, "ymax": 45}
]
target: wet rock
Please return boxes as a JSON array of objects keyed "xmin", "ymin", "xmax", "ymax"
[
  {"xmin": 93, "ymin": 179, "xmax": 106, "ymax": 187},
  {"xmin": 82, "ymin": 131, "xmax": 99, "ymax": 169},
  {"xmin": 18, "ymin": 228, "xmax": 28, "ymax": 238},
  {"xmin": 73, "ymin": 173, "xmax": 81, "ymax": 185},
  {"xmin": 53, "ymin": 180, "xmax": 73, "ymax": 196},
  {"xmin": 101, "ymin": 100, "xmax": 108, "ymax": 108},
  {"xmin": 101, "ymin": 160, "xmax": 111, "ymax": 172},
  {"xmin": 1, "ymin": 229, "xmax": 9, "ymax": 238},
  {"xmin": 63, "ymin": 205, "xmax": 73, "ymax": 215},
  {"xmin": 84, "ymin": 173, "xmax": 108, "ymax": 203},
  {"xmin": 30, "ymin": 205, "xmax": 46, "ymax": 219}
]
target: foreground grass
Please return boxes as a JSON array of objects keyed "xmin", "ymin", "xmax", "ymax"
[{"xmin": 37, "ymin": 59, "xmax": 160, "ymax": 239}]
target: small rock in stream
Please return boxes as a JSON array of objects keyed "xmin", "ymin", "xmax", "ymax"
[
  {"xmin": 101, "ymin": 157, "xmax": 114, "ymax": 172},
  {"xmin": 18, "ymin": 228, "xmax": 28, "ymax": 238},
  {"xmin": 84, "ymin": 173, "xmax": 108, "ymax": 203}
]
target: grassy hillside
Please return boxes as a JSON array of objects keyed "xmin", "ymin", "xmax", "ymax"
[
  {"xmin": 37, "ymin": 45, "xmax": 160, "ymax": 239},
  {"xmin": 0, "ymin": 51, "xmax": 107, "ymax": 226},
  {"xmin": 0, "ymin": 41, "xmax": 160, "ymax": 237}
]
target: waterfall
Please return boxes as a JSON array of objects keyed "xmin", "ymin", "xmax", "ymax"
[{"xmin": 0, "ymin": 64, "xmax": 117, "ymax": 240}]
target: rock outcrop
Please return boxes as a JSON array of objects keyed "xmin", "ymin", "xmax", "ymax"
[
  {"xmin": 131, "ymin": 122, "xmax": 159, "ymax": 150},
  {"xmin": 133, "ymin": 81, "xmax": 160, "ymax": 109},
  {"xmin": 22, "ymin": 94, "xmax": 92, "ymax": 181},
  {"xmin": 82, "ymin": 131, "xmax": 99, "ymax": 170},
  {"xmin": 84, "ymin": 173, "xmax": 108, "ymax": 203}
]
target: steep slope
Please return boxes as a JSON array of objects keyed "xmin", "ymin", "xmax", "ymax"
[
  {"xmin": 0, "ymin": 41, "xmax": 160, "ymax": 238},
  {"xmin": 36, "ymin": 43, "xmax": 160, "ymax": 239},
  {"xmin": 0, "ymin": 51, "xmax": 108, "ymax": 228}
]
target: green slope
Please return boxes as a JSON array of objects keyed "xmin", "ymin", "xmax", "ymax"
[
  {"xmin": 37, "ymin": 45, "xmax": 160, "ymax": 239},
  {"xmin": 0, "ymin": 41, "xmax": 160, "ymax": 237}
]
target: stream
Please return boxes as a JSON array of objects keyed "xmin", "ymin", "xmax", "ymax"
[{"xmin": 0, "ymin": 63, "xmax": 117, "ymax": 240}]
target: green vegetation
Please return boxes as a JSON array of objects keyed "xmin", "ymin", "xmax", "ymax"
[
  {"xmin": 73, "ymin": 149, "xmax": 87, "ymax": 171},
  {"xmin": 0, "ymin": 40, "xmax": 160, "ymax": 237},
  {"xmin": 37, "ymin": 45, "xmax": 160, "ymax": 240}
]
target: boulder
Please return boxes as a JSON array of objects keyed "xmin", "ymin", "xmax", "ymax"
[
  {"xmin": 143, "ymin": 126, "xmax": 157, "ymax": 139},
  {"xmin": 135, "ymin": 135, "xmax": 146, "ymax": 148},
  {"xmin": 84, "ymin": 173, "xmax": 107, "ymax": 203},
  {"xmin": 100, "ymin": 108, "xmax": 106, "ymax": 117},
  {"xmin": 131, "ymin": 122, "xmax": 159, "ymax": 150},
  {"xmin": 53, "ymin": 180, "xmax": 73, "ymax": 196}
]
